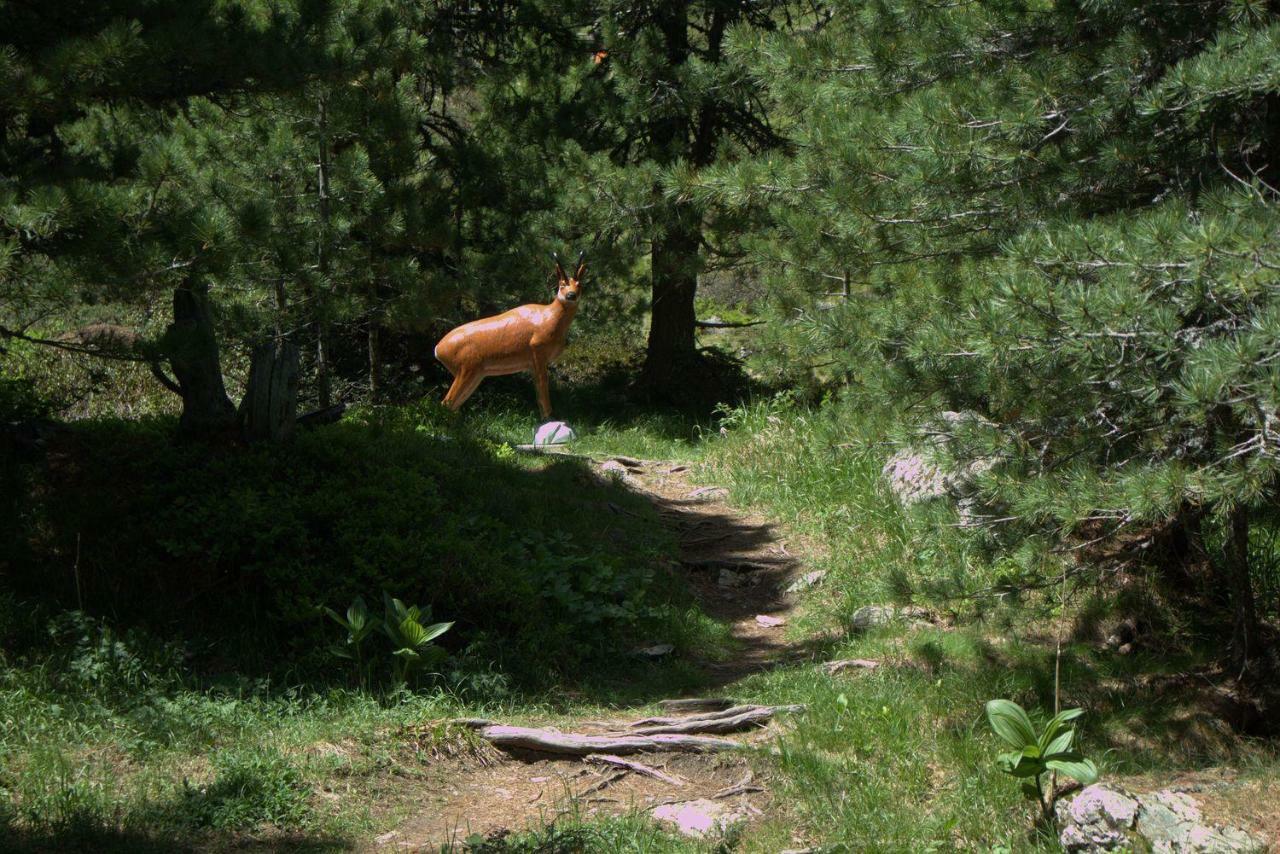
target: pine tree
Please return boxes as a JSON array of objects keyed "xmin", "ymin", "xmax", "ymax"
[
  {"xmin": 562, "ymin": 0, "xmax": 788, "ymax": 391},
  {"xmin": 715, "ymin": 0, "xmax": 1280, "ymax": 668},
  {"xmin": 0, "ymin": 0, "xmax": 341, "ymax": 433},
  {"xmin": 1, "ymin": 0, "xmax": 527, "ymax": 429}
]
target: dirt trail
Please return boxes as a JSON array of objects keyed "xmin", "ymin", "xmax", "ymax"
[{"xmin": 364, "ymin": 455, "xmax": 811, "ymax": 851}]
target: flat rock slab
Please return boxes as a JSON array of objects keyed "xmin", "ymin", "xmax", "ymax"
[
  {"xmin": 786, "ymin": 570, "xmax": 827, "ymax": 593},
  {"xmin": 652, "ymin": 798, "xmax": 747, "ymax": 838},
  {"xmin": 1057, "ymin": 784, "xmax": 1267, "ymax": 853}
]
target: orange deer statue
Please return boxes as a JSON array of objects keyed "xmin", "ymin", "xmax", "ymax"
[{"xmin": 434, "ymin": 252, "xmax": 585, "ymax": 418}]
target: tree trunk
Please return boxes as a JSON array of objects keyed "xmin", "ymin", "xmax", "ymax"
[
  {"xmin": 165, "ymin": 279, "xmax": 237, "ymax": 436},
  {"xmin": 368, "ymin": 319, "xmax": 383, "ymax": 401},
  {"xmin": 239, "ymin": 340, "xmax": 299, "ymax": 443},
  {"xmin": 640, "ymin": 0, "xmax": 701, "ymax": 391},
  {"xmin": 315, "ymin": 325, "xmax": 332, "ymax": 408},
  {"xmin": 315, "ymin": 89, "xmax": 333, "ymax": 409},
  {"xmin": 1224, "ymin": 505, "xmax": 1259, "ymax": 673},
  {"xmin": 643, "ymin": 206, "xmax": 701, "ymax": 388}
]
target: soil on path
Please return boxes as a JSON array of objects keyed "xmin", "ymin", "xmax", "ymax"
[{"xmin": 362, "ymin": 454, "xmax": 810, "ymax": 851}]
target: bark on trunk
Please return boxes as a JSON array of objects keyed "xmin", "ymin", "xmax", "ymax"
[
  {"xmin": 165, "ymin": 279, "xmax": 237, "ymax": 436},
  {"xmin": 1225, "ymin": 505, "xmax": 1259, "ymax": 673},
  {"xmin": 315, "ymin": 90, "xmax": 333, "ymax": 409},
  {"xmin": 643, "ymin": 207, "xmax": 701, "ymax": 389},
  {"xmin": 240, "ymin": 340, "xmax": 299, "ymax": 443},
  {"xmin": 640, "ymin": 1, "xmax": 702, "ymax": 391},
  {"xmin": 368, "ymin": 319, "xmax": 383, "ymax": 402},
  {"xmin": 315, "ymin": 327, "xmax": 332, "ymax": 409}
]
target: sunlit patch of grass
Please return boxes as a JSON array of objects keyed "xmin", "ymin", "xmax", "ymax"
[{"xmin": 449, "ymin": 809, "xmax": 706, "ymax": 854}]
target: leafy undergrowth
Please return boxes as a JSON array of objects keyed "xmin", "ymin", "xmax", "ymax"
[{"xmin": 2, "ymin": 394, "xmax": 1277, "ymax": 852}]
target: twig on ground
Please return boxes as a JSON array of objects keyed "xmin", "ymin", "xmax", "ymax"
[
  {"xmin": 584, "ymin": 754, "xmax": 688, "ymax": 786},
  {"xmin": 712, "ymin": 770, "xmax": 763, "ymax": 799},
  {"xmin": 577, "ymin": 770, "xmax": 627, "ymax": 796}
]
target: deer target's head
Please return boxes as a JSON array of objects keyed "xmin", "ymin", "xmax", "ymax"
[{"xmin": 552, "ymin": 251, "xmax": 586, "ymax": 305}]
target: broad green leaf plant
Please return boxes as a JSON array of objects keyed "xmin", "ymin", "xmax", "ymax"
[
  {"xmin": 381, "ymin": 592, "xmax": 453, "ymax": 687},
  {"xmin": 324, "ymin": 595, "xmax": 376, "ymax": 689},
  {"xmin": 324, "ymin": 593, "xmax": 453, "ymax": 690},
  {"xmin": 985, "ymin": 699, "xmax": 1098, "ymax": 822}
]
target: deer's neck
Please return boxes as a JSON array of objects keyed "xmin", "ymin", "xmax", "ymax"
[{"xmin": 548, "ymin": 299, "xmax": 578, "ymax": 332}]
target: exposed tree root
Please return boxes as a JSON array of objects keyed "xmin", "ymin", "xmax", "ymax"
[
  {"xmin": 474, "ymin": 725, "xmax": 745, "ymax": 755},
  {"xmin": 584, "ymin": 754, "xmax": 689, "ymax": 786},
  {"xmin": 658, "ymin": 698, "xmax": 736, "ymax": 713},
  {"xmin": 628, "ymin": 704, "xmax": 804, "ymax": 732}
]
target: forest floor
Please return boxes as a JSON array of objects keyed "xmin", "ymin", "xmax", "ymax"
[
  {"xmin": 363, "ymin": 455, "xmax": 813, "ymax": 851},
  {"xmin": 6, "ymin": 400, "xmax": 1279, "ymax": 853}
]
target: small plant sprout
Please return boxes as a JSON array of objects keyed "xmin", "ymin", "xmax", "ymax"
[
  {"xmin": 324, "ymin": 596, "xmax": 375, "ymax": 688},
  {"xmin": 985, "ymin": 699, "xmax": 1098, "ymax": 822},
  {"xmin": 381, "ymin": 592, "xmax": 453, "ymax": 687}
]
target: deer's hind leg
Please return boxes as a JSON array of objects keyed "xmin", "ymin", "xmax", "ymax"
[{"xmin": 443, "ymin": 368, "xmax": 485, "ymax": 411}]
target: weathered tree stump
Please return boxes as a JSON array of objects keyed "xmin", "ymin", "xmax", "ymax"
[{"xmin": 239, "ymin": 340, "xmax": 299, "ymax": 443}]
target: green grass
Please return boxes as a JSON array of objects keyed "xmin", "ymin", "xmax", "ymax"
[{"xmin": 3, "ymin": 391, "xmax": 1276, "ymax": 852}]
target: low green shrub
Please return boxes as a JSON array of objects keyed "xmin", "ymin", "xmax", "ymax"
[
  {"xmin": 177, "ymin": 747, "xmax": 309, "ymax": 831},
  {"xmin": 8, "ymin": 403, "xmax": 683, "ymax": 685}
]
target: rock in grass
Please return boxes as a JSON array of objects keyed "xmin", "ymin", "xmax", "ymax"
[
  {"xmin": 1056, "ymin": 784, "xmax": 1267, "ymax": 853},
  {"xmin": 633, "ymin": 643, "xmax": 674, "ymax": 660},
  {"xmin": 534, "ymin": 421, "xmax": 575, "ymax": 446},
  {"xmin": 848, "ymin": 604, "xmax": 934, "ymax": 633},
  {"xmin": 786, "ymin": 570, "xmax": 827, "ymax": 593},
  {"xmin": 651, "ymin": 799, "xmax": 746, "ymax": 838}
]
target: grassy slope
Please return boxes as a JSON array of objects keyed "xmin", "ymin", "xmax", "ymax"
[{"xmin": 2, "ymin": 393, "xmax": 1276, "ymax": 852}]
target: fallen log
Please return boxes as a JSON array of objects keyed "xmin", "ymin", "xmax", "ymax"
[
  {"xmin": 585, "ymin": 754, "xmax": 688, "ymax": 786},
  {"xmin": 297, "ymin": 402, "xmax": 346, "ymax": 428},
  {"xmin": 628, "ymin": 705, "xmax": 804, "ymax": 736},
  {"xmin": 695, "ymin": 319, "xmax": 767, "ymax": 329},
  {"xmin": 477, "ymin": 725, "xmax": 744, "ymax": 755}
]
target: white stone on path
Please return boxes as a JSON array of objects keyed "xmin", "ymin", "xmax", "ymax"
[
  {"xmin": 651, "ymin": 799, "xmax": 746, "ymax": 838},
  {"xmin": 534, "ymin": 421, "xmax": 575, "ymax": 446}
]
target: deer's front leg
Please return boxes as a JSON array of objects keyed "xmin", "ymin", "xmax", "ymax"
[{"xmin": 531, "ymin": 351, "xmax": 552, "ymax": 419}]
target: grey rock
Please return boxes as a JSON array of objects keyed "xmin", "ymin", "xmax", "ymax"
[
  {"xmin": 534, "ymin": 420, "xmax": 576, "ymax": 446},
  {"xmin": 882, "ymin": 450, "xmax": 948, "ymax": 505},
  {"xmin": 786, "ymin": 570, "xmax": 827, "ymax": 593},
  {"xmin": 1057, "ymin": 785, "xmax": 1140, "ymax": 852},
  {"xmin": 850, "ymin": 605, "xmax": 898, "ymax": 631},
  {"xmin": 651, "ymin": 798, "xmax": 746, "ymax": 838},
  {"xmin": 849, "ymin": 604, "xmax": 932, "ymax": 633},
  {"xmin": 1057, "ymin": 784, "xmax": 1267, "ymax": 853},
  {"xmin": 881, "ymin": 410, "xmax": 1002, "ymax": 525},
  {"xmin": 633, "ymin": 643, "xmax": 674, "ymax": 660}
]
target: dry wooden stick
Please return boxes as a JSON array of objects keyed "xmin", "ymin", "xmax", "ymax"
[
  {"xmin": 577, "ymin": 770, "xmax": 627, "ymax": 796},
  {"xmin": 711, "ymin": 770, "xmax": 763, "ymax": 800},
  {"xmin": 584, "ymin": 754, "xmax": 688, "ymax": 786}
]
